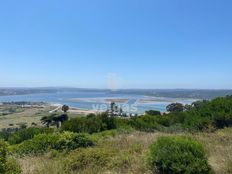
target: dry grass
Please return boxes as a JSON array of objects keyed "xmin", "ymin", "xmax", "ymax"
[
  {"xmin": 18, "ymin": 155, "xmax": 64, "ymax": 174},
  {"xmin": 18, "ymin": 132, "xmax": 162, "ymax": 174},
  {"xmin": 18, "ymin": 128, "xmax": 232, "ymax": 174},
  {"xmin": 192, "ymin": 128, "xmax": 232, "ymax": 174}
]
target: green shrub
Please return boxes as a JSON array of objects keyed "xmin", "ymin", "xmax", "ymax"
[
  {"xmin": 0, "ymin": 140, "xmax": 21, "ymax": 174},
  {"xmin": 187, "ymin": 96, "xmax": 232, "ymax": 129},
  {"xmin": 98, "ymin": 113, "xmax": 117, "ymax": 130},
  {"xmin": 4, "ymin": 157, "xmax": 22, "ymax": 174},
  {"xmin": 8, "ymin": 127, "xmax": 54, "ymax": 145},
  {"xmin": 0, "ymin": 128, "xmax": 20, "ymax": 141},
  {"xmin": 145, "ymin": 110, "xmax": 161, "ymax": 116},
  {"xmin": 13, "ymin": 133, "xmax": 59, "ymax": 155},
  {"xmin": 184, "ymin": 115, "xmax": 212, "ymax": 131},
  {"xmin": 0, "ymin": 140, "xmax": 7, "ymax": 173},
  {"xmin": 64, "ymin": 147, "xmax": 115, "ymax": 172},
  {"xmin": 61, "ymin": 117, "xmax": 104, "ymax": 134},
  {"xmin": 130, "ymin": 115, "xmax": 159, "ymax": 132},
  {"xmin": 154, "ymin": 116, "xmax": 171, "ymax": 127},
  {"xmin": 61, "ymin": 113, "xmax": 117, "ymax": 134},
  {"xmin": 115, "ymin": 118, "xmax": 132, "ymax": 129},
  {"xmin": 54, "ymin": 132, "xmax": 94, "ymax": 151},
  {"xmin": 168, "ymin": 112, "xmax": 187, "ymax": 125},
  {"xmin": 148, "ymin": 136, "xmax": 211, "ymax": 174},
  {"xmin": 13, "ymin": 132, "xmax": 93, "ymax": 156}
]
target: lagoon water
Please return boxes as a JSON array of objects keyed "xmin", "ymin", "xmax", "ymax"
[{"xmin": 0, "ymin": 91, "xmax": 196, "ymax": 114}]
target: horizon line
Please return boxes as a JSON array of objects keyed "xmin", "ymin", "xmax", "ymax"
[{"xmin": 0, "ymin": 86, "xmax": 232, "ymax": 91}]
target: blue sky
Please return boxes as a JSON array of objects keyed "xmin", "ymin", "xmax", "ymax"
[{"xmin": 0, "ymin": 0, "xmax": 231, "ymax": 89}]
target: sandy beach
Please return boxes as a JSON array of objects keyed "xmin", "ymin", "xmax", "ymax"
[
  {"xmin": 67, "ymin": 97, "xmax": 129, "ymax": 104},
  {"xmin": 49, "ymin": 103, "xmax": 98, "ymax": 115},
  {"xmin": 104, "ymin": 98, "xmax": 129, "ymax": 103},
  {"xmin": 68, "ymin": 107, "xmax": 98, "ymax": 115},
  {"xmin": 137, "ymin": 98, "xmax": 174, "ymax": 104}
]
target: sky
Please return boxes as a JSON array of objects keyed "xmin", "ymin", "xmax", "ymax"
[{"xmin": 0, "ymin": 0, "xmax": 232, "ymax": 89}]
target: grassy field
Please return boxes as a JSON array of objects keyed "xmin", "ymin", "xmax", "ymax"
[
  {"xmin": 18, "ymin": 128, "xmax": 232, "ymax": 174},
  {"xmin": 0, "ymin": 104, "xmax": 99, "ymax": 130},
  {"xmin": 0, "ymin": 105, "xmax": 56, "ymax": 129},
  {"xmin": 1, "ymin": 104, "xmax": 232, "ymax": 174}
]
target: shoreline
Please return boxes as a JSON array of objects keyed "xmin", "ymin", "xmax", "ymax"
[
  {"xmin": 49, "ymin": 103, "xmax": 98, "ymax": 115},
  {"xmin": 67, "ymin": 97, "xmax": 129, "ymax": 104}
]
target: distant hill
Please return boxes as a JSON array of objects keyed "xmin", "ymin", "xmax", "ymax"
[
  {"xmin": 0, "ymin": 88, "xmax": 232, "ymax": 99},
  {"xmin": 110, "ymin": 89, "xmax": 232, "ymax": 99},
  {"xmin": 0, "ymin": 88, "xmax": 109, "ymax": 96},
  {"xmin": 0, "ymin": 88, "xmax": 58, "ymax": 96}
]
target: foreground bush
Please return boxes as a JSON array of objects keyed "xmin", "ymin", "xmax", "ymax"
[
  {"xmin": 64, "ymin": 147, "xmax": 115, "ymax": 172},
  {"xmin": 61, "ymin": 113, "xmax": 116, "ymax": 134},
  {"xmin": 0, "ymin": 140, "xmax": 21, "ymax": 174},
  {"xmin": 0, "ymin": 140, "xmax": 7, "ymax": 173},
  {"xmin": 54, "ymin": 132, "xmax": 94, "ymax": 151},
  {"xmin": 4, "ymin": 157, "xmax": 22, "ymax": 174},
  {"xmin": 8, "ymin": 127, "xmax": 54, "ymax": 145},
  {"xmin": 13, "ymin": 132, "xmax": 93, "ymax": 156},
  {"xmin": 149, "ymin": 136, "xmax": 211, "ymax": 174},
  {"xmin": 130, "ymin": 115, "xmax": 159, "ymax": 132}
]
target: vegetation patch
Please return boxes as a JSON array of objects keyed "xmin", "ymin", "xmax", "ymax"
[
  {"xmin": 61, "ymin": 113, "xmax": 116, "ymax": 134},
  {"xmin": 0, "ymin": 140, "xmax": 21, "ymax": 174},
  {"xmin": 13, "ymin": 132, "xmax": 93, "ymax": 156},
  {"xmin": 148, "ymin": 136, "xmax": 212, "ymax": 174},
  {"xmin": 7, "ymin": 127, "xmax": 54, "ymax": 145}
]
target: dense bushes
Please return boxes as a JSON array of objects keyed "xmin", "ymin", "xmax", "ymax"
[
  {"xmin": 131, "ymin": 96, "xmax": 232, "ymax": 132},
  {"xmin": 4, "ymin": 158, "xmax": 22, "ymax": 174},
  {"xmin": 8, "ymin": 127, "xmax": 54, "ymax": 145},
  {"xmin": 129, "ymin": 114, "xmax": 184, "ymax": 132},
  {"xmin": 64, "ymin": 147, "xmax": 115, "ymax": 173},
  {"xmin": 55, "ymin": 132, "xmax": 93, "ymax": 151},
  {"xmin": 145, "ymin": 110, "xmax": 161, "ymax": 116},
  {"xmin": 0, "ymin": 140, "xmax": 21, "ymax": 174},
  {"xmin": 168, "ymin": 96, "xmax": 232, "ymax": 131},
  {"xmin": 129, "ymin": 115, "xmax": 159, "ymax": 132},
  {"xmin": 148, "ymin": 136, "xmax": 211, "ymax": 174},
  {"xmin": 166, "ymin": 103, "xmax": 184, "ymax": 113},
  {"xmin": 13, "ymin": 132, "xmax": 93, "ymax": 156},
  {"xmin": 0, "ymin": 128, "xmax": 20, "ymax": 141},
  {"xmin": 0, "ymin": 140, "xmax": 7, "ymax": 173},
  {"xmin": 61, "ymin": 113, "xmax": 116, "ymax": 134},
  {"xmin": 185, "ymin": 96, "xmax": 232, "ymax": 130}
]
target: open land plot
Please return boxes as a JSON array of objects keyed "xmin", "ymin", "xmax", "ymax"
[
  {"xmin": 18, "ymin": 128, "xmax": 232, "ymax": 174},
  {"xmin": 0, "ymin": 105, "xmax": 56, "ymax": 129}
]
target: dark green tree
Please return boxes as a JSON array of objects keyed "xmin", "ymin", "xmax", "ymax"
[
  {"xmin": 53, "ymin": 114, "xmax": 69, "ymax": 128},
  {"xmin": 41, "ymin": 114, "xmax": 68, "ymax": 128},
  {"xmin": 62, "ymin": 105, "xmax": 70, "ymax": 113},
  {"xmin": 145, "ymin": 110, "xmax": 161, "ymax": 116},
  {"xmin": 166, "ymin": 103, "xmax": 184, "ymax": 113},
  {"xmin": 41, "ymin": 116, "xmax": 53, "ymax": 128}
]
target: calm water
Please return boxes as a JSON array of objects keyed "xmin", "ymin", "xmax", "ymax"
[{"xmin": 0, "ymin": 91, "xmax": 196, "ymax": 114}]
